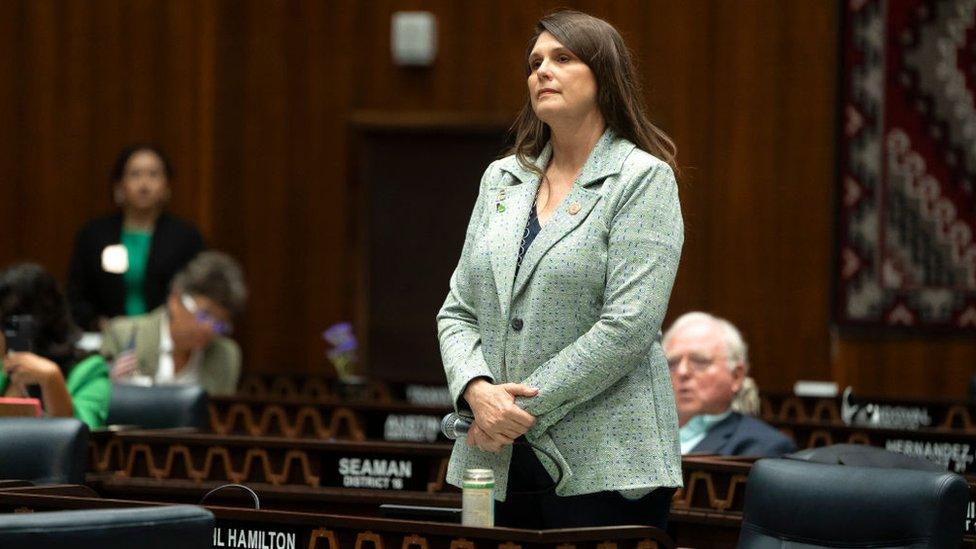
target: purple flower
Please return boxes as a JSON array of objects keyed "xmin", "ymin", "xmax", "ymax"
[{"xmin": 323, "ymin": 322, "xmax": 354, "ymax": 346}]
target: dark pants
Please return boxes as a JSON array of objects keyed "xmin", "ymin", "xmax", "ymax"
[{"xmin": 494, "ymin": 439, "xmax": 674, "ymax": 529}]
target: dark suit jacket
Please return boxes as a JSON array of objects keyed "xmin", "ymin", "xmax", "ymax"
[
  {"xmin": 67, "ymin": 212, "xmax": 204, "ymax": 330},
  {"xmin": 691, "ymin": 412, "xmax": 796, "ymax": 458}
]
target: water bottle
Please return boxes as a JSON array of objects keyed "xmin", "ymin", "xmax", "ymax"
[{"xmin": 462, "ymin": 468, "xmax": 494, "ymax": 527}]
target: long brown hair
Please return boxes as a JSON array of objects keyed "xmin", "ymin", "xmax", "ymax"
[{"xmin": 507, "ymin": 10, "xmax": 677, "ymax": 176}]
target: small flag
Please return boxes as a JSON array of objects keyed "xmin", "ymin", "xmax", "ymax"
[{"xmin": 110, "ymin": 333, "xmax": 139, "ymax": 380}]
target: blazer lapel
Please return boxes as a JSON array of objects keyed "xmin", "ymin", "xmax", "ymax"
[
  {"xmin": 511, "ymin": 129, "xmax": 631, "ymax": 300},
  {"xmin": 487, "ymin": 182, "xmax": 538, "ymax": 321},
  {"xmin": 490, "ymin": 130, "xmax": 635, "ymax": 311},
  {"xmin": 691, "ymin": 413, "xmax": 741, "ymax": 455},
  {"xmin": 511, "ymin": 186, "xmax": 600, "ymax": 300}
]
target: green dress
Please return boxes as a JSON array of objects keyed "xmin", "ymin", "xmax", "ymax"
[
  {"xmin": 0, "ymin": 354, "xmax": 111, "ymax": 429},
  {"xmin": 121, "ymin": 228, "xmax": 153, "ymax": 315}
]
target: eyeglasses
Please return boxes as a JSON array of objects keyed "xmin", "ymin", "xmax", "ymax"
[
  {"xmin": 181, "ymin": 294, "xmax": 232, "ymax": 336},
  {"xmin": 666, "ymin": 354, "xmax": 727, "ymax": 374}
]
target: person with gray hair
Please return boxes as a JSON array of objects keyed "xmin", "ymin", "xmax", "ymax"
[
  {"xmin": 664, "ymin": 311, "xmax": 795, "ymax": 457},
  {"xmin": 100, "ymin": 251, "xmax": 247, "ymax": 395}
]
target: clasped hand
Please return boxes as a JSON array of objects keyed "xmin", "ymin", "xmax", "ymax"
[{"xmin": 463, "ymin": 379, "xmax": 538, "ymax": 453}]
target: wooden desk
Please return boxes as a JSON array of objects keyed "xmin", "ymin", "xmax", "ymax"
[
  {"xmin": 235, "ymin": 375, "xmax": 452, "ymax": 408},
  {"xmin": 768, "ymin": 418, "xmax": 976, "ymax": 475},
  {"xmin": 207, "ymin": 395, "xmax": 451, "ymax": 442},
  {"xmin": 82, "ymin": 431, "xmax": 745, "ymax": 547},
  {"xmin": 0, "ymin": 488, "xmax": 674, "ymax": 549},
  {"xmin": 88, "ymin": 430, "xmax": 454, "ymax": 493},
  {"xmin": 761, "ymin": 391, "xmax": 976, "ymax": 431}
]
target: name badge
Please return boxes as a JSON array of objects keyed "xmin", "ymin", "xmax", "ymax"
[{"xmin": 101, "ymin": 244, "xmax": 129, "ymax": 274}]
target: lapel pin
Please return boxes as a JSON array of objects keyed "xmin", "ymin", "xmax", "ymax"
[
  {"xmin": 568, "ymin": 202, "xmax": 581, "ymax": 215},
  {"xmin": 496, "ymin": 189, "xmax": 507, "ymax": 212}
]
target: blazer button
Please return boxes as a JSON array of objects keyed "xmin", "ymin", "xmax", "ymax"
[{"xmin": 510, "ymin": 318, "xmax": 524, "ymax": 332}]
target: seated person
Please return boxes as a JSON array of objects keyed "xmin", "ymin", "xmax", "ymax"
[
  {"xmin": 664, "ymin": 311, "xmax": 795, "ymax": 457},
  {"xmin": 101, "ymin": 251, "xmax": 246, "ymax": 396},
  {"xmin": 67, "ymin": 144, "xmax": 205, "ymax": 331},
  {"xmin": 0, "ymin": 263, "xmax": 111, "ymax": 429}
]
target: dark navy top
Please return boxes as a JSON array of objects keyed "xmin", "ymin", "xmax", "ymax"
[{"xmin": 516, "ymin": 202, "xmax": 542, "ymax": 272}]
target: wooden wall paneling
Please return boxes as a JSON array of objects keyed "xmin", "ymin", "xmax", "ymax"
[
  {"xmin": 161, "ymin": 0, "xmax": 215, "ymax": 237},
  {"xmin": 635, "ymin": 1, "xmax": 718, "ymax": 323},
  {"xmin": 675, "ymin": 1, "xmax": 839, "ymax": 391},
  {"xmin": 280, "ymin": 0, "xmax": 329, "ymax": 371},
  {"xmin": 776, "ymin": 2, "xmax": 837, "ymax": 385},
  {"xmin": 707, "ymin": 1, "xmax": 787, "ymax": 386},
  {"xmin": 302, "ymin": 0, "xmax": 356, "ymax": 371},
  {"xmin": 0, "ymin": 1, "xmax": 25, "ymax": 268},
  {"xmin": 87, "ymin": 0, "xmax": 126, "ymax": 223},
  {"xmin": 835, "ymin": 337, "xmax": 976, "ymax": 399},
  {"xmin": 238, "ymin": 0, "xmax": 295, "ymax": 370},
  {"xmin": 210, "ymin": 0, "xmax": 249, "ymax": 368},
  {"xmin": 208, "ymin": 0, "xmax": 353, "ymax": 374},
  {"xmin": 57, "ymin": 0, "xmax": 97, "ymax": 275},
  {"xmin": 21, "ymin": 0, "xmax": 61, "ymax": 273}
]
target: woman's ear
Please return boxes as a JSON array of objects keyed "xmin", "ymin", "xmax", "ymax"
[{"xmin": 113, "ymin": 186, "xmax": 124, "ymax": 206}]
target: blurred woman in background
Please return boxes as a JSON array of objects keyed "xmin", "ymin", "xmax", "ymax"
[
  {"xmin": 0, "ymin": 263, "xmax": 111, "ymax": 429},
  {"xmin": 67, "ymin": 144, "xmax": 204, "ymax": 331}
]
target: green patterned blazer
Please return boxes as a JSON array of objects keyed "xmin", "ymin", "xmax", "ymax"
[{"xmin": 438, "ymin": 129, "xmax": 684, "ymax": 500}]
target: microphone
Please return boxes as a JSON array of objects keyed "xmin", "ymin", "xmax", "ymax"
[
  {"xmin": 441, "ymin": 413, "xmax": 471, "ymax": 440},
  {"xmin": 440, "ymin": 411, "xmax": 565, "ymax": 494}
]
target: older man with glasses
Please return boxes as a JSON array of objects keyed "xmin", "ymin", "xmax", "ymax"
[
  {"xmin": 100, "ymin": 251, "xmax": 247, "ymax": 396},
  {"xmin": 664, "ymin": 312, "xmax": 795, "ymax": 457}
]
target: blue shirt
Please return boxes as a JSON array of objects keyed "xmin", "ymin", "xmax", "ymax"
[
  {"xmin": 680, "ymin": 410, "xmax": 733, "ymax": 454},
  {"xmin": 515, "ymin": 201, "xmax": 541, "ymax": 273}
]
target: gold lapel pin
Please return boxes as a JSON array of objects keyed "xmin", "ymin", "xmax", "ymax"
[{"xmin": 568, "ymin": 202, "xmax": 581, "ymax": 215}]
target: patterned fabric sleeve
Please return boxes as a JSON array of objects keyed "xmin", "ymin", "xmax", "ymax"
[{"xmin": 437, "ymin": 163, "xmax": 498, "ymax": 413}]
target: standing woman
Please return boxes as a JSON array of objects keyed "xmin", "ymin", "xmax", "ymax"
[
  {"xmin": 438, "ymin": 11, "xmax": 683, "ymax": 528},
  {"xmin": 67, "ymin": 144, "xmax": 205, "ymax": 331}
]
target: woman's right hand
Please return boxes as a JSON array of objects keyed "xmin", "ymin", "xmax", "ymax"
[
  {"xmin": 463, "ymin": 378, "xmax": 538, "ymax": 443},
  {"xmin": 466, "ymin": 423, "xmax": 504, "ymax": 453}
]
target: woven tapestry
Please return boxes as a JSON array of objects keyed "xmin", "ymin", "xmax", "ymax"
[{"xmin": 836, "ymin": 0, "xmax": 976, "ymax": 331}]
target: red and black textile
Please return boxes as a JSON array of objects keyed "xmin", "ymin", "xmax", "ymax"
[{"xmin": 836, "ymin": 0, "xmax": 976, "ymax": 331}]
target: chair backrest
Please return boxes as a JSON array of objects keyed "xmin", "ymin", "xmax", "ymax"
[
  {"xmin": 0, "ymin": 418, "xmax": 88, "ymax": 484},
  {"xmin": 106, "ymin": 384, "xmax": 209, "ymax": 429},
  {"xmin": 788, "ymin": 443, "xmax": 944, "ymax": 471},
  {"xmin": 738, "ymin": 458, "xmax": 968, "ymax": 549},
  {"xmin": 0, "ymin": 505, "xmax": 214, "ymax": 549}
]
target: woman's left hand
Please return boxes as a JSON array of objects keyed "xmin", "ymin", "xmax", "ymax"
[
  {"xmin": 4, "ymin": 352, "xmax": 62, "ymax": 388},
  {"xmin": 465, "ymin": 423, "xmax": 506, "ymax": 453}
]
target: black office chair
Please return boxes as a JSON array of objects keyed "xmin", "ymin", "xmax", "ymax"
[
  {"xmin": 0, "ymin": 418, "xmax": 88, "ymax": 484},
  {"xmin": 737, "ymin": 458, "xmax": 968, "ymax": 548},
  {"xmin": 0, "ymin": 505, "xmax": 214, "ymax": 549},
  {"xmin": 106, "ymin": 384, "xmax": 209, "ymax": 429}
]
